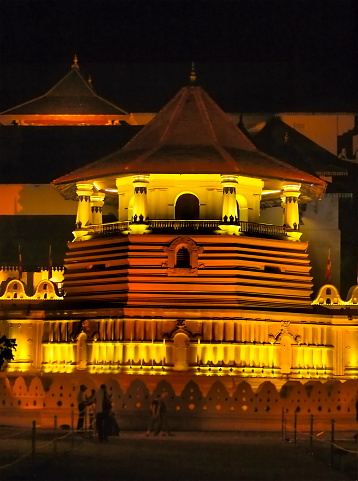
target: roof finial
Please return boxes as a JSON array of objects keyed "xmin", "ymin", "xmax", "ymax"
[
  {"xmin": 190, "ymin": 62, "xmax": 196, "ymax": 83},
  {"xmin": 72, "ymin": 55, "xmax": 79, "ymax": 69},
  {"xmin": 88, "ymin": 74, "xmax": 92, "ymax": 87}
]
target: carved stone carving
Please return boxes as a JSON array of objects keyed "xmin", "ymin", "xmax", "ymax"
[{"xmin": 164, "ymin": 236, "xmax": 204, "ymax": 277}]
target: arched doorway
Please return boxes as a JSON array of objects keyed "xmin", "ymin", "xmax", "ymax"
[
  {"xmin": 77, "ymin": 332, "xmax": 88, "ymax": 370},
  {"xmin": 173, "ymin": 332, "xmax": 190, "ymax": 371},
  {"xmin": 236, "ymin": 194, "xmax": 248, "ymax": 222},
  {"xmin": 175, "ymin": 194, "xmax": 199, "ymax": 220}
]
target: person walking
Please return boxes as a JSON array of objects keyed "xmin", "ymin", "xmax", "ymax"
[
  {"xmin": 157, "ymin": 391, "xmax": 171, "ymax": 436},
  {"xmin": 76, "ymin": 384, "xmax": 87, "ymax": 432},
  {"xmin": 146, "ymin": 394, "xmax": 160, "ymax": 436},
  {"xmin": 94, "ymin": 384, "xmax": 111, "ymax": 442}
]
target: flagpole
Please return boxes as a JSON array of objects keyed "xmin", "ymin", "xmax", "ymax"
[
  {"xmin": 325, "ymin": 248, "xmax": 331, "ymax": 284},
  {"xmin": 18, "ymin": 244, "xmax": 22, "ymax": 280},
  {"xmin": 48, "ymin": 244, "xmax": 53, "ymax": 280}
]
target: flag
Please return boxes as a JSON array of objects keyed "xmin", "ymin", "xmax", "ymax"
[
  {"xmin": 325, "ymin": 248, "xmax": 331, "ymax": 283},
  {"xmin": 18, "ymin": 245, "xmax": 22, "ymax": 280},
  {"xmin": 48, "ymin": 244, "xmax": 53, "ymax": 280}
]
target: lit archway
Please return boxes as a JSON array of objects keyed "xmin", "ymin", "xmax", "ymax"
[
  {"xmin": 236, "ymin": 194, "xmax": 248, "ymax": 222},
  {"xmin": 175, "ymin": 193, "xmax": 199, "ymax": 220}
]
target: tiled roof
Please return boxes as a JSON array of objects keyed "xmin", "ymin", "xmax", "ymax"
[
  {"xmin": 253, "ymin": 117, "xmax": 348, "ymax": 179},
  {"xmin": 0, "ymin": 62, "xmax": 128, "ymax": 116},
  {"xmin": 53, "ymin": 85, "xmax": 325, "ymax": 190}
]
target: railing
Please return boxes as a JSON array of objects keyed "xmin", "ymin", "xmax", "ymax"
[
  {"xmin": 88, "ymin": 220, "xmax": 288, "ymax": 238},
  {"xmin": 149, "ymin": 220, "xmax": 221, "ymax": 230},
  {"xmin": 240, "ymin": 221, "xmax": 287, "ymax": 237},
  {"xmin": 90, "ymin": 221, "xmax": 130, "ymax": 235}
]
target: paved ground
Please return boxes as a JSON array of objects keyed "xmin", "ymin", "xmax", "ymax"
[{"xmin": 1, "ymin": 428, "xmax": 357, "ymax": 480}]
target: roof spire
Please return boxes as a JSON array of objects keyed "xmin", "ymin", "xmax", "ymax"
[
  {"xmin": 88, "ymin": 74, "xmax": 92, "ymax": 88},
  {"xmin": 72, "ymin": 55, "xmax": 79, "ymax": 69},
  {"xmin": 190, "ymin": 62, "xmax": 196, "ymax": 83}
]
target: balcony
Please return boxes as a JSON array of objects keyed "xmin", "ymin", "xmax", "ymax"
[{"xmin": 88, "ymin": 219, "xmax": 289, "ymax": 238}]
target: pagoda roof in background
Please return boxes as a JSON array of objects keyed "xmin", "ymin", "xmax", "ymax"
[
  {"xmin": 0, "ymin": 57, "xmax": 128, "ymax": 116},
  {"xmin": 253, "ymin": 117, "xmax": 357, "ymax": 195},
  {"xmin": 53, "ymin": 84, "xmax": 326, "ymax": 196},
  {"xmin": 253, "ymin": 117, "xmax": 348, "ymax": 178}
]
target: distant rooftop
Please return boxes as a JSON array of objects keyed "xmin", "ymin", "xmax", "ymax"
[{"xmin": 0, "ymin": 56, "xmax": 128, "ymax": 117}]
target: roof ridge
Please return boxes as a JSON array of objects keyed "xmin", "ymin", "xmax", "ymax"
[
  {"xmin": 46, "ymin": 67, "xmax": 95, "ymax": 97},
  {"xmin": 0, "ymin": 91, "xmax": 49, "ymax": 115},
  {"xmin": 195, "ymin": 87, "xmax": 219, "ymax": 144},
  {"xmin": 159, "ymin": 87, "xmax": 187, "ymax": 143}
]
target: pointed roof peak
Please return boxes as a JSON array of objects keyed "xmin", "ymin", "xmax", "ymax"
[
  {"xmin": 71, "ymin": 55, "xmax": 79, "ymax": 69},
  {"xmin": 189, "ymin": 62, "xmax": 197, "ymax": 84}
]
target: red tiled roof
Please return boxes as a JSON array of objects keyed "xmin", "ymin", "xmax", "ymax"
[
  {"xmin": 53, "ymin": 85, "xmax": 325, "ymax": 189},
  {"xmin": 1, "ymin": 64, "xmax": 128, "ymax": 116}
]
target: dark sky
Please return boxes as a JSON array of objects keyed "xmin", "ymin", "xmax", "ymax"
[{"xmin": 0, "ymin": 0, "xmax": 357, "ymax": 112}]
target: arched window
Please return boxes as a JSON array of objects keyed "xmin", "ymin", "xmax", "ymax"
[
  {"xmin": 175, "ymin": 194, "xmax": 199, "ymax": 220},
  {"xmin": 176, "ymin": 247, "xmax": 191, "ymax": 268},
  {"xmin": 326, "ymin": 288, "xmax": 331, "ymax": 295}
]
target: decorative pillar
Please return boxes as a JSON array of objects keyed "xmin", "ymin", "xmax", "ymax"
[
  {"xmin": 281, "ymin": 183, "xmax": 302, "ymax": 241},
  {"xmin": 90, "ymin": 192, "xmax": 105, "ymax": 225},
  {"xmin": 132, "ymin": 175, "xmax": 149, "ymax": 222},
  {"xmin": 221, "ymin": 176, "xmax": 238, "ymax": 223},
  {"xmin": 75, "ymin": 183, "xmax": 93, "ymax": 228}
]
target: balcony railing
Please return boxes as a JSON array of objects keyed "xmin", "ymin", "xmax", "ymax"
[{"xmin": 88, "ymin": 220, "xmax": 288, "ymax": 238}]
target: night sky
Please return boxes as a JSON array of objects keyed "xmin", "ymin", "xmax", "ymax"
[{"xmin": 0, "ymin": 0, "xmax": 357, "ymax": 112}]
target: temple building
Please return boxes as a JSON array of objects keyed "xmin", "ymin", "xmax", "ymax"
[{"xmin": 0, "ymin": 69, "xmax": 358, "ymax": 430}]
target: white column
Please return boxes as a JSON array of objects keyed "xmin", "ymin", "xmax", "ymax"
[
  {"xmin": 221, "ymin": 176, "xmax": 238, "ymax": 223},
  {"xmin": 281, "ymin": 183, "xmax": 301, "ymax": 229},
  {"xmin": 90, "ymin": 192, "xmax": 105, "ymax": 225},
  {"xmin": 76, "ymin": 183, "xmax": 93, "ymax": 228},
  {"xmin": 132, "ymin": 175, "xmax": 149, "ymax": 222}
]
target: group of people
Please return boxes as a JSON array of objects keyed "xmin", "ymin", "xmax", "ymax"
[
  {"xmin": 78, "ymin": 384, "xmax": 171, "ymax": 441},
  {"xmin": 77, "ymin": 383, "xmax": 117, "ymax": 442}
]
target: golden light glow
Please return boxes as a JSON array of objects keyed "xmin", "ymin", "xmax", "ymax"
[
  {"xmin": 262, "ymin": 190, "xmax": 282, "ymax": 195},
  {"xmin": 283, "ymin": 184, "xmax": 301, "ymax": 192}
]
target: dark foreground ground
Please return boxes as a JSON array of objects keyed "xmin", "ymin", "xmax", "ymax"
[{"xmin": 1, "ymin": 428, "xmax": 357, "ymax": 481}]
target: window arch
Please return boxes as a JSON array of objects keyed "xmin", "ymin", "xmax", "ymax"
[
  {"xmin": 175, "ymin": 247, "xmax": 191, "ymax": 268},
  {"xmin": 175, "ymin": 194, "xmax": 199, "ymax": 220},
  {"xmin": 164, "ymin": 236, "xmax": 203, "ymax": 276}
]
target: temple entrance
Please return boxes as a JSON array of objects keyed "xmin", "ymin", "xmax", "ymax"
[{"xmin": 175, "ymin": 194, "xmax": 199, "ymax": 220}]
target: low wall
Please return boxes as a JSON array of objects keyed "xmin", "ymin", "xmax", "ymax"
[{"xmin": 0, "ymin": 373, "xmax": 357, "ymax": 431}]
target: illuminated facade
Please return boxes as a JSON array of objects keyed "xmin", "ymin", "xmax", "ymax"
[{"xmin": 1, "ymin": 80, "xmax": 358, "ymax": 430}]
